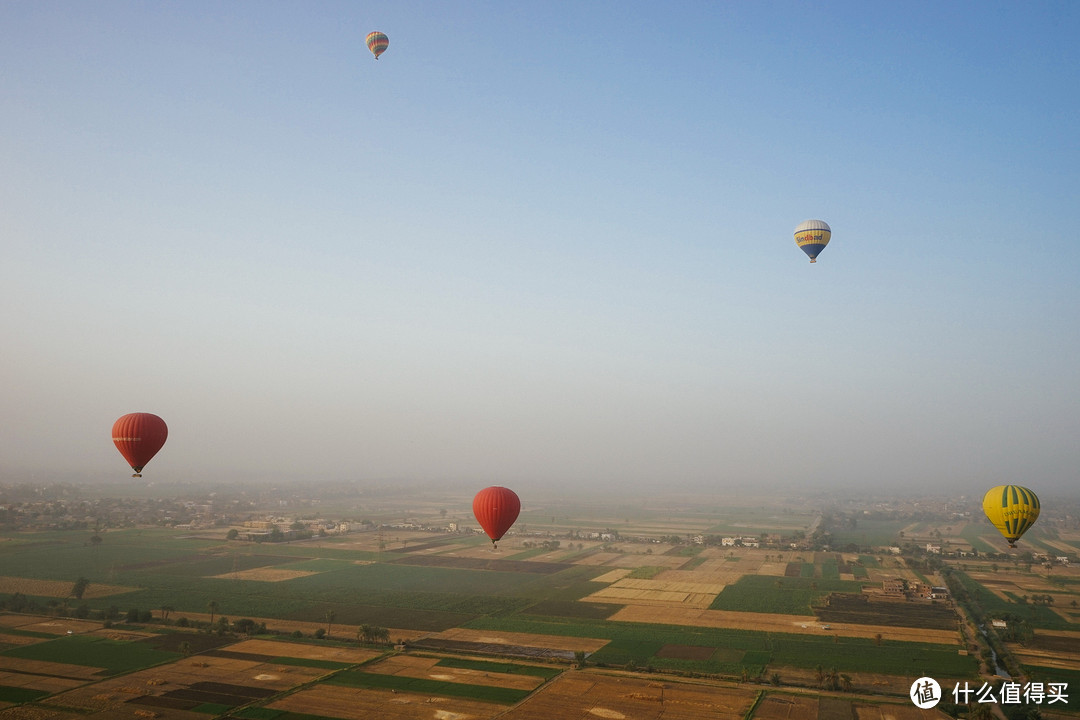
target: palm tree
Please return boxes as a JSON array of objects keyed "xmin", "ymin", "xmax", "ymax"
[
  {"xmin": 325, "ymin": 610, "xmax": 336, "ymax": 639},
  {"xmin": 160, "ymin": 605, "xmax": 173, "ymax": 621},
  {"xmin": 358, "ymin": 624, "xmax": 373, "ymax": 644},
  {"xmin": 207, "ymin": 600, "xmax": 219, "ymax": 626}
]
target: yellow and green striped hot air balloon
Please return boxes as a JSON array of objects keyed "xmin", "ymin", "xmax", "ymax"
[{"xmin": 982, "ymin": 485, "xmax": 1040, "ymax": 548}]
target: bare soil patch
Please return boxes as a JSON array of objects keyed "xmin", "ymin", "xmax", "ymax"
[
  {"xmin": 752, "ymin": 693, "xmax": 819, "ymax": 720},
  {"xmin": 267, "ymin": 682, "xmax": 505, "ymax": 720},
  {"xmin": 415, "ymin": 628, "xmax": 608, "ymax": 659},
  {"xmin": 363, "ymin": 655, "xmax": 544, "ymax": 691},
  {"xmin": 502, "ymin": 671, "xmax": 757, "ymax": 720},
  {"xmin": 592, "ymin": 569, "xmax": 632, "ymax": 584},
  {"xmin": 208, "ymin": 568, "xmax": 319, "ymax": 582},
  {"xmin": 431, "ymin": 628, "xmax": 608, "ymax": 653},
  {"xmin": 608, "ymin": 605, "xmax": 961, "ymax": 644},
  {"xmin": 225, "ymin": 638, "xmax": 380, "ymax": 664},
  {"xmin": 0, "ymin": 658, "xmax": 103, "ymax": 680},
  {"xmin": 0, "ymin": 577, "xmax": 136, "ymax": 600}
]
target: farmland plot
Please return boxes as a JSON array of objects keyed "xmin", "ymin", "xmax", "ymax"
[
  {"xmin": 752, "ymin": 693, "xmax": 819, "ymax": 720},
  {"xmin": 582, "ymin": 577, "xmax": 721, "ymax": 609},
  {"xmin": 362, "ymin": 655, "xmax": 547, "ymax": 691},
  {"xmin": 502, "ymin": 671, "xmax": 757, "ymax": 720},
  {"xmin": 416, "ymin": 627, "xmax": 608, "ymax": 659},
  {"xmin": 265, "ymin": 681, "xmax": 506, "ymax": 720},
  {"xmin": 0, "ymin": 576, "xmax": 135, "ymax": 599}
]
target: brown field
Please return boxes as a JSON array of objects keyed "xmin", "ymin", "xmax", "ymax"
[
  {"xmin": 18, "ymin": 618, "xmax": 108, "ymax": 636},
  {"xmin": 0, "ymin": 657, "xmax": 103, "ymax": 680},
  {"xmin": 43, "ymin": 652, "xmax": 333, "ymax": 716},
  {"xmin": 854, "ymin": 701, "xmax": 952, "ymax": 720},
  {"xmin": 502, "ymin": 670, "xmax": 757, "ymax": 720},
  {"xmin": 170, "ymin": 612, "xmax": 427, "ymax": 643},
  {"xmin": 266, "ymin": 682, "xmax": 505, "ymax": 720},
  {"xmin": 0, "ymin": 576, "xmax": 136, "ymax": 600},
  {"xmin": 429, "ymin": 628, "xmax": 609, "ymax": 653},
  {"xmin": 574, "ymin": 552, "xmax": 627, "ymax": 566},
  {"xmin": 752, "ymin": 693, "xmax": 819, "ymax": 720},
  {"xmin": 0, "ymin": 706, "xmax": 85, "ymax": 720},
  {"xmin": 363, "ymin": 655, "xmax": 545, "ymax": 691},
  {"xmin": 326, "ymin": 530, "xmax": 448, "ymax": 553},
  {"xmin": 0, "ymin": 671, "xmax": 84, "ymax": 694},
  {"xmin": 656, "ymin": 564, "xmax": 760, "ymax": 584},
  {"xmin": 225, "ymin": 638, "xmax": 382, "ymax": 663},
  {"xmin": 605, "ymin": 554, "xmax": 690, "ymax": 569},
  {"xmin": 208, "ymin": 568, "xmax": 320, "ymax": 582},
  {"xmin": 767, "ymin": 666, "xmax": 919, "ymax": 694},
  {"xmin": 581, "ymin": 577, "xmax": 721, "ymax": 609},
  {"xmin": 757, "ymin": 562, "xmax": 791, "ymax": 577},
  {"xmin": 607, "ymin": 605, "xmax": 961, "ymax": 644},
  {"xmin": 1008, "ymin": 630, "xmax": 1080, "ymax": 670},
  {"xmin": 592, "ymin": 569, "xmax": 632, "ymax": 583}
]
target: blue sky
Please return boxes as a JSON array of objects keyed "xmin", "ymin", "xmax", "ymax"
[{"xmin": 2, "ymin": 1, "xmax": 1078, "ymax": 495}]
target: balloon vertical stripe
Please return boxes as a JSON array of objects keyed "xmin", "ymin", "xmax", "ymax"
[{"xmin": 983, "ymin": 484, "xmax": 1040, "ymax": 548}]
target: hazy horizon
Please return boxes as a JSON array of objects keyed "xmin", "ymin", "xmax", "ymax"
[{"xmin": 3, "ymin": 2, "xmax": 1078, "ymax": 495}]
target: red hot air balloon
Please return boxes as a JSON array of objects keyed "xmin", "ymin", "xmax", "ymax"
[
  {"xmin": 472, "ymin": 486, "xmax": 520, "ymax": 549},
  {"xmin": 366, "ymin": 31, "xmax": 389, "ymax": 59},
  {"xmin": 112, "ymin": 413, "xmax": 168, "ymax": 477}
]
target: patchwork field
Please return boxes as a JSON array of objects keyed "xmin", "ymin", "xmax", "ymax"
[
  {"xmin": 265, "ymin": 681, "xmax": 506, "ymax": 720},
  {"xmin": 753, "ymin": 693, "xmax": 819, "ymax": 720},
  {"xmin": 363, "ymin": 655, "xmax": 548, "ymax": 691},
  {"xmin": 582, "ymin": 577, "xmax": 722, "ymax": 609},
  {"xmin": 2, "ymin": 491, "xmax": 1076, "ymax": 717},
  {"xmin": 607, "ymin": 605, "xmax": 962, "ymax": 644},
  {"xmin": 417, "ymin": 627, "xmax": 609, "ymax": 659},
  {"xmin": 0, "ymin": 576, "xmax": 136, "ymax": 599},
  {"xmin": 502, "ymin": 671, "xmax": 757, "ymax": 720},
  {"xmin": 207, "ymin": 568, "xmax": 320, "ymax": 582}
]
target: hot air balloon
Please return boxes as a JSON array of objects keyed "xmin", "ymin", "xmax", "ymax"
[
  {"xmin": 112, "ymin": 413, "xmax": 168, "ymax": 477},
  {"xmin": 982, "ymin": 485, "xmax": 1040, "ymax": 548},
  {"xmin": 794, "ymin": 219, "xmax": 831, "ymax": 263},
  {"xmin": 366, "ymin": 31, "xmax": 389, "ymax": 59},
  {"xmin": 472, "ymin": 486, "xmax": 520, "ymax": 549}
]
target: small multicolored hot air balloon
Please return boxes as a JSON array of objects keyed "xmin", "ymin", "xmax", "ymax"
[
  {"xmin": 366, "ymin": 31, "xmax": 389, "ymax": 60},
  {"xmin": 982, "ymin": 485, "xmax": 1041, "ymax": 548},
  {"xmin": 472, "ymin": 486, "xmax": 520, "ymax": 549},
  {"xmin": 112, "ymin": 413, "xmax": 168, "ymax": 477},
  {"xmin": 794, "ymin": 219, "xmax": 831, "ymax": 263}
]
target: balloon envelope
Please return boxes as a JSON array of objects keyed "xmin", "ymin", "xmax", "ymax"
[
  {"xmin": 982, "ymin": 485, "xmax": 1040, "ymax": 547},
  {"xmin": 472, "ymin": 486, "xmax": 520, "ymax": 545},
  {"xmin": 366, "ymin": 31, "xmax": 389, "ymax": 59},
  {"xmin": 112, "ymin": 413, "xmax": 168, "ymax": 477},
  {"xmin": 794, "ymin": 219, "xmax": 831, "ymax": 263}
]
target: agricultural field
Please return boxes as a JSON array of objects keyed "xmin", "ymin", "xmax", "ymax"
[
  {"xmin": 4, "ymin": 489, "xmax": 1080, "ymax": 719},
  {"xmin": 502, "ymin": 671, "xmax": 757, "ymax": 720}
]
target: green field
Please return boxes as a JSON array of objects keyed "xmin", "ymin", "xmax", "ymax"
[
  {"xmin": 710, "ymin": 575, "xmax": 865, "ymax": 615},
  {"xmin": 325, "ymin": 668, "xmax": 532, "ymax": 704},
  {"xmin": 0, "ymin": 634, "xmax": 179, "ymax": 675},
  {"xmin": 954, "ymin": 572, "xmax": 1073, "ymax": 630},
  {"xmin": 462, "ymin": 615, "xmax": 976, "ymax": 678},
  {"xmin": 433, "ymin": 657, "xmax": 563, "ymax": 679}
]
